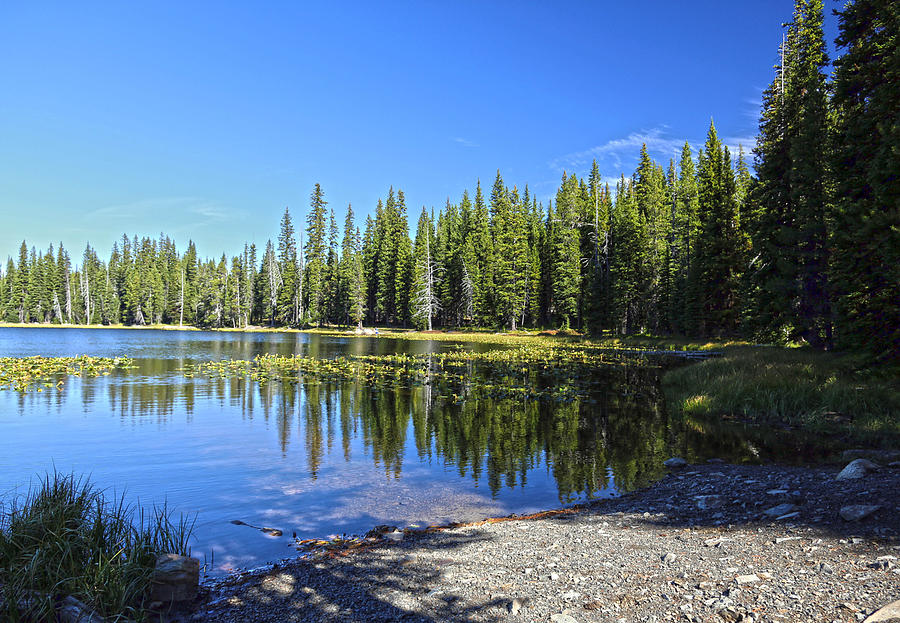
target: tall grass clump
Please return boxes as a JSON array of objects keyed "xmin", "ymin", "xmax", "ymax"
[
  {"xmin": 0, "ymin": 472, "xmax": 193, "ymax": 621},
  {"xmin": 662, "ymin": 346, "xmax": 900, "ymax": 446}
]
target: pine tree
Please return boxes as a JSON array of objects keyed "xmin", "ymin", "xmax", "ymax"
[
  {"xmin": 695, "ymin": 122, "xmax": 743, "ymax": 336},
  {"xmin": 749, "ymin": 0, "xmax": 832, "ymax": 346},
  {"xmin": 324, "ymin": 209, "xmax": 340, "ymax": 324},
  {"xmin": 830, "ymin": 0, "xmax": 900, "ymax": 360},
  {"xmin": 411, "ymin": 207, "xmax": 440, "ymax": 330},
  {"xmin": 670, "ymin": 142, "xmax": 700, "ymax": 335},
  {"xmin": 609, "ymin": 177, "xmax": 646, "ymax": 334},
  {"xmin": 340, "ymin": 205, "xmax": 366, "ymax": 328},
  {"xmin": 634, "ymin": 145, "xmax": 670, "ymax": 333},
  {"xmin": 304, "ymin": 184, "xmax": 328, "ymax": 324},
  {"xmin": 260, "ymin": 240, "xmax": 281, "ymax": 326},
  {"xmin": 394, "ymin": 190, "xmax": 413, "ymax": 326},
  {"xmin": 276, "ymin": 207, "xmax": 299, "ymax": 326},
  {"xmin": 470, "ymin": 181, "xmax": 493, "ymax": 325},
  {"xmin": 550, "ymin": 173, "xmax": 583, "ymax": 328},
  {"xmin": 490, "ymin": 172, "xmax": 528, "ymax": 329}
]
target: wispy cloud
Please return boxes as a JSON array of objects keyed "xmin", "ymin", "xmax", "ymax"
[
  {"xmin": 87, "ymin": 197, "xmax": 242, "ymax": 222},
  {"xmin": 451, "ymin": 137, "xmax": 479, "ymax": 148},
  {"xmin": 550, "ymin": 127, "xmax": 687, "ymax": 173}
]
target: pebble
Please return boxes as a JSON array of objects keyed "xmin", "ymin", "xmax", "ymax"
[
  {"xmin": 735, "ymin": 574, "xmax": 760, "ymax": 584},
  {"xmin": 550, "ymin": 615, "xmax": 579, "ymax": 623},
  {"xmin": 763, "ymin": 503, "xmax": 799, "ymax": 517},
  {"xmin": 664, "ymin": 457, "xmax": 688, "ymax": 468},
  {"xmin": 839, "ymin": 505, "xmax": 881, "ymax": 521}
]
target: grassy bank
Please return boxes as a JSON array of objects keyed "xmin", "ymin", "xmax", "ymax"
[
  {"xmin": 662, "ymin": 345, "xmax": 900, "ymax": 448},
  {"xmin": 0, "ymin": 472, "xmax": 193, "ymax": 621}
]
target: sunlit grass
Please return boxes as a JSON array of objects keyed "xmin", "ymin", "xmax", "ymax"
[{"xmin": 662, "ymin": 346, "xmax": 900, "ymax": 445}]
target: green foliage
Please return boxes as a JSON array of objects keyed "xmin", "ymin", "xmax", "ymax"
[
  {"xmin": 748, "ymin": 0, "xmax": 832, "ymax": 347},
  {"xmin": 0, "ymin": 471, "xmax": 193, "ymax": 621},
  {"xmin": 663, "ymin": 346, "xmax": 900, "ymax": 445},
  {"xmin": 829, "ymin": 0, "xmax": 900, "ymax": 362},
  {"xmin": 694, "ymin": 122, "xmax": 744, "ymax": 337}
]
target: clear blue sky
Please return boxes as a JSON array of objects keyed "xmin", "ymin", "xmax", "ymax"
[{"xmin": 0, "ymin": 1, "xmax": 840, "ymax": 262}]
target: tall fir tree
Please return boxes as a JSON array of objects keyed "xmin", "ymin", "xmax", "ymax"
[
  {"xmin": 695, "ymin": 122, "xmax": 744, "ymax": 336},
  {"xmin": 276, "ymin": 207, "xmax": 300, "ymax": 326},
  {"xmin": 830, "ymin": 0, "xmax": 900, "ymax": 360},
  {"xmin": 749, "ymin": 0, "xmax": 832, "ymax": 346},
  {"xmin": 490, "ymin": 172, "xmax": 528, "ymax": 329},
  {"xmin": 304, "ymin": 184, "xmax": 328, "ymax": 324}
]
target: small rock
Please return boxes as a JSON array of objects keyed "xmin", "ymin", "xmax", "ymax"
[
  {"xmin": 775, "ymin": 536, "xmax": 801, "ymax": 543},
  {"xmin": 508, "ymin": 597, "xmax": 528, "ymax": 615},
  {"xmin": 384, "ymin": 530, "xmax": 404, "ymax": 542},
  {"xmin": 662, "ymin": 552, "xmax": 677, "ymax": 563},
  {"xmin": 766, "ymin": 489, "xmax": 788, "ymax": 495},
  {"xmin": 550, "ymin": 572, "xmax": 560, "ymax": 581},
  {"xmin": 816, "ymin": 562, "xmax": 835, "ymax": 574},
  {"xmin": 836, "ymin": 458, "xmax": 880, "ymax": 480},
  {"xmin": 561, "ymin": 590, "xmax": 582, "ymax": 600},
  {"xmin": 718, "ymin": 607, "xmax": 744, "ymax": 623},
  {"xmin": 696, "ymin": 495, "xmax": 723, "ymax": 510},
  {"xmin": 735, "ymin": 574, "xmax": 759, "ymax": 584},
  {"xmin": 550, "ymin": 615, "xmax": 580, "ymax": 623},
  {"xmin": 889, "ymin": 461, "xmax": 900, "ymax": 468},
  {"xmin": 58, "ymin": 596, "xmax": 107, "ymax": 623},
  {"xmin": 664, "ymin": 457, "xmax": 688, "ymax": 468},
  {"xmin": 763, "ymin": 503, "xmax": 799, "ymax": 517},
  {"xmin": 839, "ymin": 505, "xmax": 881, "ymax": 521},
  {"xmin": 150, "ymin": 553, "xmax": 200, "ymax": 603},
  {"xmin": 863, "ymin": 600, "xmax": 900, "ymax": 622}
]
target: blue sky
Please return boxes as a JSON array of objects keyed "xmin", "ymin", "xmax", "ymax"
[{"xmin": 0, "ymin": 1, "xmax": 840, "ymax": 262}]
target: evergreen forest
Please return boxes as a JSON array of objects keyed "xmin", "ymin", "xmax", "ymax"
[{"xmin": 1, "ymin": 0, "xmax": 897, "ymax": 362}]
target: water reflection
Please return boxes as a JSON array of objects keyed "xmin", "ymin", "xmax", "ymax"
[{"xmin": 6, "ymin": 357, "xmax": 678, "ymax": 500}]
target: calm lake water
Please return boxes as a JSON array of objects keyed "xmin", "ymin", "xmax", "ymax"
[{"xmin": 0, "ymin": 327, "xmax": 817, "ymax": 576}]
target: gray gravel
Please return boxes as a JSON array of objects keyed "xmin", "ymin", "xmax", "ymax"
[{"xmin": 197, "ymin": 462, "xmax": 900, "ymax": 622}]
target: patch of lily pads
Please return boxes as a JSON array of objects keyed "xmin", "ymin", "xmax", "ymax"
[
  {"xmin": 0, "ymin": 355, "xmax": 136, "ymax": 392},
  {"xmin": 187, "ymin": 345, "xmax": 667, "ymax": 403}
]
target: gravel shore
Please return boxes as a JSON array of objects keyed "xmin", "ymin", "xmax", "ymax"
[{"xmin": 197, "ymin": 461, "xmax": 900, "ymax": 623}]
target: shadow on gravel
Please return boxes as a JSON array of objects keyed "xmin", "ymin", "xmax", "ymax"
[
  {"xmin": 210, "ymin": 529, "xmax": 504, "ymax": 622},
  {"xmin": 548, "ymin": 463, "xmax": 900, "ymax": 541}
]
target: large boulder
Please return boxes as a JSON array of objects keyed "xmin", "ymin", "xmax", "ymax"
[
  {"xmin": 149, "ymin": 553, "xmax": 200, "ymax": 604},
  {"xmin": 836, "ymin": 458, "xmax": 880, "ymax": 480},
  {"xmin": 839, "ymin": 505, "xmax": 881, "ymax": 522}
]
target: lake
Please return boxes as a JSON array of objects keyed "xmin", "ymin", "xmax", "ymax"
[{"xmin": 0, "ymin": 327, "xmax": 802, "ymax": 576}]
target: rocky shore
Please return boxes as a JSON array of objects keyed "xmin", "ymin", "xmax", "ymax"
[{"xmin": 196, "ymin": 460, "xmax": 900, "ymax": 623}]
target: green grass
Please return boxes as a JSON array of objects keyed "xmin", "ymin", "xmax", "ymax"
[
  {"xmin": 662, "ymin": 345, "xmax": 900, "ymax": 447},
  {"xmin": 0, "ymin": 472, "xmax": 193, "ymax": 621}
]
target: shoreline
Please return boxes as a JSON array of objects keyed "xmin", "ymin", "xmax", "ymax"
[{"xmin": 197, "ymin": 459, "xmax": 900, "ymax": 622}]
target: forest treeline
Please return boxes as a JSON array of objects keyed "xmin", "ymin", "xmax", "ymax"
[{"xmin": 0, "ymin": 0, "xmax": 896, "ymax": 361}]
